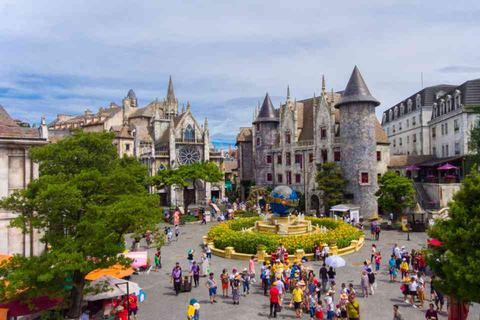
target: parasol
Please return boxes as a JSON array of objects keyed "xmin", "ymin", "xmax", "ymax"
[
  {"xmin": 83, "ymin": 276, "xmax": 141, "ymax": 301},
  {"xmin": 427, "ymin": 239, "xmax": 445, "ymax": 247},
  {"xmin": 325, "ymin": 255, "xmax": 346, "ymax": 268},
  {"xmin": 437, "ymin": 163, "xmax": 458, "ymax": 170}
]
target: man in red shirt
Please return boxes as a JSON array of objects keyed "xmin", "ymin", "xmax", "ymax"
[
  {"xmin": 269, "ymin": 281, "xmax": 280, "ymax": 318},
  {"xmin": 128, "ymin": 294, "xmax": 138, "ymax": 320}
]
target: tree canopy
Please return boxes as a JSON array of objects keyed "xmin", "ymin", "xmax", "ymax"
[
  {"xmin": 0, "ymin": 131, "xmax": 161, "ymax": 318},
  {"xmin": 316, "ymin": 162, "xmax": 347, "ymax": 210},
  {"xmin": 375, "ymin": 171, "xmax": 415, "ymax": 215},
  {"xmin": 149, "ymin": 161, "xmax": 223, "ymax": 211},
  {"xmin": 426, "ymin": 166, "xmax": 480, "ymax": 304}
]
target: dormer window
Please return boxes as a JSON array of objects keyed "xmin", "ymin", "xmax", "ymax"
[
  {"xmin": 440, "ymin": 100, "xmax": 445, "ymax": 115},
  {"xmin": 389, "ymin": 110, "xmax": 393, "ymax": 121},
  {"xmin": 407, "ymin": 99, "xmax": 412, "ymax": 112},
  {"xmin": 454, "ymin": 90, "xmax": 461, "ymax": 109},
  {"xmin": 436, "ymin": 90, "xmax": 446, "ymax": 99},
  {"xmin": 416, "ymin": 94, "xmax": 421, "ymax": 108},
  {"xmin": 394, "ymin": 106, "xmax": 399, "ymax": 118},
  {"xmin": 446, "ymin": 96, "xmax": 452, "ymax": 112}
]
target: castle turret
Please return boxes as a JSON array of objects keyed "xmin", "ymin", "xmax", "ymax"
[
  {"xmin": 335, "ymin": 66, "xmax": 380, "ymax": 219},
  {"xmin": 252, "ymin": 93, "xmax": 278, "ymax": 188}
]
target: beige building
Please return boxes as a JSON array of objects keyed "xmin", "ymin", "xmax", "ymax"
[
  {"xmin": 48, "ymin": 77, "xmax": 225, "ymax": 207},
  {"xmin": 0, "ymin": 105, "xmax": 49, "ymax": 256}
]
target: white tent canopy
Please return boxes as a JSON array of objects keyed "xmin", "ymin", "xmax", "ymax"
[
  {"xmin": 84, "ymin": 276, "xmax": 141, "ymax": 301},
  {"xmin": 330, "ymin": 204, "xmax": 360, "ymax": 221}
]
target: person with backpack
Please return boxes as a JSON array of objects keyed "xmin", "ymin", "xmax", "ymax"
[
  {"xmin": 367, "ymin": 270, "xmax": 376, "ymax": 296},
  {"xmin": 262, "ymin": 265, "xmax": 271, "ymax": 296},
  {"xmin": 171, "ymin": 262, "xmax": 182, "ymax": 296}
]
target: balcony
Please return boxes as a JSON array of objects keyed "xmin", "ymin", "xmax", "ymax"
[
  {"xmin": 156, "ymin": 151, "xmax": 169, "ymax": 157},
  {"xmin": 176, "ymin": 138, "xmax": 204, "ymax": 144},
  {"xmin": 297, "ymin": 140, "xmax": 314, "ymax": 147}
]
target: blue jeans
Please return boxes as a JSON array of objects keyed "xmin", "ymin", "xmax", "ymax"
[
  {"xmin": 375, "ymin": 262, "xmax": 380, "ymax": 271},
  {"xmin": 327, "ymin": 310, "xmax": 334, "ymax": 320},
  {"xmin": 309, "ymin": 307, "xmax": 316, "ymax": 318},
  {"xmin": 243, "ymin": 282, "xmax": 250, "ymax": 293}
]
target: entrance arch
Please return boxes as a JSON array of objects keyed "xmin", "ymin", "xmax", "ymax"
[{"xmin": 310, "ymin": 195, "xmax": 320, "ymax": 216}]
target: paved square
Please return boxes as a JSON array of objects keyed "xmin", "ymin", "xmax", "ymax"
[{"xmin": 132, "ymin": 222, "xmax": 480, "ymax": 320}]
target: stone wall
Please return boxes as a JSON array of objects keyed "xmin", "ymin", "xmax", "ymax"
[{"xmin": 421, "ymin": 183, "xmax": 461, "ymax": 208}]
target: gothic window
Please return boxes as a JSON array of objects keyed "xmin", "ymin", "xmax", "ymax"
[
  {"xmin": 256, "ymin": 123, "xmax": 261, "ymax": 132},
  {"xmin": 321, "ymin": 127, "xmax": 327, "ymax": 140},
  {"xmin": 277, "ymin": 154, "xmax": 282, "ymax": 164},
  {"xmin": 286, "ymin": 171, "xmax": 292, "ymax": 184},
  {"xmin": 184, "ymin": 124, "xmax": 194, "ymax": 141},
  {"xmin": 157, "ymin": 164, "xmax": 166, "ymax": 174},
  {"xmin": 286, "ymin": 152, "xmax": 291, "ymax": 165},
  {"xmin": 286, "ymin": 131, "xmax": 291, "ymax": 144},
  {"xmin": 321, "ymin": 149, "xmax": 328, "ymax": 163},
  {"xmin": 178, "ymin": 146, "xmax": 200, "ymax": 165}
]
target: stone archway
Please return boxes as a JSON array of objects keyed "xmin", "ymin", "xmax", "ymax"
[{"xmin": 310, "ymin": 194, "xmax": 320, "ymax": 216}]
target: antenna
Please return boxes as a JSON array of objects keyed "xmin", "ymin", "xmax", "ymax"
[{"xmin": 421, "ymin": 72, "xmax": 424, "ymax": 89}]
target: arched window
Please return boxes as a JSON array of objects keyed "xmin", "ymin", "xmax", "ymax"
[
  {"xmin": 400, "ymin": 103, "xmax": 405, "ymax": 116},
  {"xmin": 446, "ymin": 96, "xmax": 452, "ymax": 112},
  {"xmin": 440, "ymin": 100, "xmax": 445, "ymax": 115},
  {"xmin": 184, "ymin": 124, "xmax": 194, "ymax": 141},
  {"xmin": 432, "ymin": 103, "xmax": 437, "ymax": 119},
  {"xmin": 389, "ymin": 110, "xmax": 393, "ymax": 121},
  {"xmin": 157, "ymin": 164, "xmax": 166, "ymax": 174},
  {"xmin": 454, "ymin": 90, "xmax": 461, "ymax": 109},
  {"xmin": 416, "ymin": 94, "xmax": 421, "ymax": 108},
  {"xmin": 394, "ymin": 106, "xmax": 399, "ymax": 118},
  {"xmin": 407, "ymin": 99, "xmax": 412, "ymax": 113}
]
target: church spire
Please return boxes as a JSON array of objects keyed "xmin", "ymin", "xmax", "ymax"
[
  {"xmin": 287, "ymin": 85, "xmax": 291, "ymax": 101},
  {"xmin": 167, "ymin": 75, "xmax": 175, "ymax": 103},
  {"xmin": 322, "ymin": 75, "xmax": 326, "ymax": 95}
]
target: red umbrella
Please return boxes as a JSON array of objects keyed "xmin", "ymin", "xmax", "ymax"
[
  {"xmin": 427, "ymin": 239, "xmax": 445, "ymax": 246},
  {"xmin": 0, "ymin": 297, "xmax": 61, "ymax": 317}
]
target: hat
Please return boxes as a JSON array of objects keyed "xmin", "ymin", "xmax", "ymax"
[
  {"xmin": 341, "ymin": 293, "xmax": 348, "ymax": 300},
  {"xmin": 306, "ymin": 266, "xmax": 313, "ymax": 271},
  {"xmin": 266, "ymin": 261, "xmax": 271, "ymax": 265},
  {"xmin": 276, "ymin": 259, "xmax": 280, "ymax": 262},
  {"xmin": 273, "ymin": 281, "xmax": 277, "ymax": 286},
  {"xmin": 402, "ymin": 258, "xmax": 406, "ymax": 261},
  {"xmin": 235, "ymin": 274, "xmax": 241, "ymax": 279},
  {"xmin": 276, "ymin": 275, "xmax": 281, "ymax": 279},
  {"xmin": 194, "ymin": 303, "xmax": 200, "ymax": 310},
  {"xmin": 233, "ymin": 268, "xmax": 237, "ymax": 272},
  {"xmin": 322, "ymin": 243, "xmax": 328, "ymax": 247},
  {"xmin": 243, "ymin": 268, "xmax": 248, "ymax": 272},
  {"xmin": 190, "ymin": 298, "xmax": 198, "ymax": 305},
  {"xmin": 188, "ymin": 249, "xmax": 194, "ymax": 254},
  {"xmin": 297, "ymin": 280, "xmax": 305, "ymax": 286},
  {"xmin": 401, "ymin": 246, "xmax": 405, "ymax": 249}
]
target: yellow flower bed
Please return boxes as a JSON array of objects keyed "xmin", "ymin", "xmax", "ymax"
[{"xmin": 207, "ymin": 217, "xmax": 363, "ymax": 255}]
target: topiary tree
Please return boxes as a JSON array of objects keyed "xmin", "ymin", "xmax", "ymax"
[
  {"xmin": 426, "ymin": 166, "xmax": 480, "ymax": 319},
  {"xmin": 375, "ymin": 171, "xmax": 415, "ymax": 218},
  {"xmin": 316, "ymin": 162, "xmax": 347, "ymax": 214}
]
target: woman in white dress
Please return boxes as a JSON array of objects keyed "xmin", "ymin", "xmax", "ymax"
[{"xmin": 201, "ymin": 252, "xmax": 210, "ymax": 277}]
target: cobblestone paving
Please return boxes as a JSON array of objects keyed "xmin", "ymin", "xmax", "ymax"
[{"xmin": 130, "ymin": 222, "xmax": 480, "ymax": 320}]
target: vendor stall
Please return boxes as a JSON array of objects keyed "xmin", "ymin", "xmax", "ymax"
[{"xmin": 330, "ymin": 204, "xmax": 360, "ymax": 222}]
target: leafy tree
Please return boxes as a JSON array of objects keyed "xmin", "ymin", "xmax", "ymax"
[
  {"xmin": 150, "ymin": 161, "xmax": 223, "ymax": 213},
  {"xmin": 426, "ymin": 166, "xmax": 480, "ymax": 319},
  {"xmin": 0, "ymin": 131, "xmax": 161, "ymax": 318},
  {"xmin": 375, "ymin": 171, "xmax": 415, "ymax": 216},
  {"xmin": 316, "ymin": 162, "xmax": 347, "ymax": 213}
]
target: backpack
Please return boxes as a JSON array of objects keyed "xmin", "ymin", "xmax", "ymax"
[{"xmin": 368, "ymin": 272, "xmax": 375, "ymax": 284}]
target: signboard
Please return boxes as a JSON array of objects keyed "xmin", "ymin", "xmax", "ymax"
[{"xmin": 401, "ymin": 216, "xmax": 408, "ymax": 231}]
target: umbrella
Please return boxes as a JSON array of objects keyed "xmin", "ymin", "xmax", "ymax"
[
  {"xmin": 427, "ymin": 239, "xmax": 445, "ymax": 247},
  {"xmin": 83, "ymin": 276, "xmax": 141, "ymax": 301},
  {"xmin": 325, "ymin": 255, "xmax": 346, "ymax": 268},
  {"xmin": 437, "ymin": 163, "xmax": 458, "ymax": 170},
  {"xmin": 406, "ymin": 165, "xmax": 420, "ymax": 171},
  {"xmin": 119, "ymin": 251, "xmax": 148, "ymax": 268},
  {"xmin": 85, "ymin": 264, "xmax": 134, "ymax": 281},
  {"xmin": 371, "ymin": 221, "xmax": 380, "ymax": 226},
  {"xmin": 0, "ymin": 297, "xmax": 61, "ymax": 317}
]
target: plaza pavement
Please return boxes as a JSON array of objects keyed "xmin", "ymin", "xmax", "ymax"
[{"xmin": 130, "ymin": 222, "xmax": 480, "ymax": 320}]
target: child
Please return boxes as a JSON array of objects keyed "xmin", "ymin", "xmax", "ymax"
[
  {"xmin": 375, "ymin": 252, "xmax": 382, "ymax": 272},
  {"xmin": 334, "ymin": 304, "xmax": 342, "ymax": 319},
  {"xmin": 315, "ymin": 300, "xmax": 324, "ymax": 319}
]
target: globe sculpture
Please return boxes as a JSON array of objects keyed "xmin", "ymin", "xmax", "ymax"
[{"xmin": 268, "ymin": 186, "xmax": 299, "ymax": 217}]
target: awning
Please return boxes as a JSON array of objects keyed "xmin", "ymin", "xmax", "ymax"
[
  {"xmin": 330, "ymin": 204, "xmax": 360, "ymax": 212},
  {"xmin": 418, "ymin": 155, "xmax": 464, "ymax": 168},
  {"xmin": 0, "ymin": 297, "xmax": 61, "ymax": 317},
  {"xmin": 119, "ymin": 251, "xmax": 148, "ymax": 268},
  {"xmin": 85, "ymin": 264, "xmax": 134, "ymax": 281},
  {"xmin": 84, "ymin": 276, "xmax": 141, "ymax": 301}
]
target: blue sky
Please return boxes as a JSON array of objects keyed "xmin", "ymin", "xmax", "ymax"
[{"xmin": 1, "ymin": 1, "xmax": 480, "ymax": 144}]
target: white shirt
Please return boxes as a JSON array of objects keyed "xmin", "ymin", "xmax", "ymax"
[
  {"xmin": 409, "ymin": 281, "xmax": 418, "ymax": 292},
  {"xmin": 324, "ymin": 296, "xmax": 333, "ymax": 310}
]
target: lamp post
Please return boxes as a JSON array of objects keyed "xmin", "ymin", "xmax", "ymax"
[{"xmin": 115, "ymin": 282, "xmax": 130, "ymax": 320}]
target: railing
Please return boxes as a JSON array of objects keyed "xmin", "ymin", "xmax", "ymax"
[
  {"xmin": 176, "ymin": 138, "xmax": 204, "ymax": 143},
  {"xmin": 156, "ymin": 151, "xmax": 169, "ymax": 157},
  {"xmin": 297, "ymin": 140, "xmax": 314, "ymax": 147}
]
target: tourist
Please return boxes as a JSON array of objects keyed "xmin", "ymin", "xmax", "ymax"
[
  {"xmin": 360, "ymin": 270, "xmax": 369, "ymax": 298},
  {"xmin": 417, "ymin": 273, "xmax": 426, "ymax": 308},
  {"xmin": 327, "ymin": 267, "xmax": 336, "ymax": 290},
  {"xmin": 154, "ymin": 249, "xmax": 161, "ymax": 271},
  {"xmin": 205, "ymin": 244, "xmax": 212, "ymax": 261},
  {"xmin": 425, "ymin": 303, "xmax": 438, "ymax": 319},
  {"xmin": 171, "ymin": 262, "xmax": 182, "ymax": 296},
  {"xmin": 408, "ymin": 277, "xmax": 418, "ymax": 308},
  {"xmin": 200, "ymin": 253, "xmax": 209, "ymax": 277},
  {"xmin": 232, "ymin": 273, "xmax": 241, "ymax": 305},
  {"xmin": 315, "ymin": 300, "xmax": 324, "ymax": 319},
  {"xmin": 189, "ymin": 260, "xmax": 200, "ymax": 287},
  {"xmin": 429, "ymin": 275, "xmax": 436, "ymax": 302},
  {"xmin": 346, "ymin": 294, "xmax": 360, "ymax": 320},
  {"xmin": 434, "ymin": 288, "xmax": 444, "ymax": 312},
  {"xmin": 241, "ymin": 268, "xmax": 251, "ymax": 296},
  {"xmin": 205, "ymin": 272, "xmax": 217, "ymax": 304},
  {"xmin": 320, "ymin": 264, "xmax": 328, "ymax": 292},
  {"xmin": 392, "ymin": 304, "xmax": 404, "ymax": 320},
  {"xmin": 367, "ymin": 269, "xmax": 376, "ymax": 296},
  {"xmin": 417, "ymin": 252, "xmax": 427, "ymax": 274},
  {"xmin": 276, "ymin": 275, "xmax": 285, "ymax": 309},
  {"xmin": 324, "ymin": 290, "xmax": 335, "ymax": 320},
  {"xmin": 249, "ymin": 255, "xmax": 257, "ymax": 283},
  {"xmin": 314, "ymin": 243, "xmax": 321, "ymax": 261},
  {"xmin": 388, "ymin": 254, "xmax": 397, "ymax": 282},
  {"xmin": 370, "ymin": 244, "xmax": 376, "ymax": 264},
  {"xmin": 187, "ymin": 249, "xmax": 195, "ymax": 270},
  {"xmin": 321, "ymin": 244, "xmax": 330, "ymax": 263},
  {"xmin": 291, "ymin": 283, "xmax": 304, "ymax": 319},
  {"xmin": 277, "ymin": 244, "xmax": 287, "ymax": 263},
  {"xmin": 374, "ymin": 252, "xmax": 382, "ymax": 272},
  {"xmin": 269, "ymin": 281, "xmax": 280, "ymax": 319},
  {"xmin": 369, "ymin": 223, "xmax": 376, "ymax": 240},
  {"xmin": 127, "ymin": 293, "xmax": 138, "ymax": 320},
  {"xmin": 263, "ymin": 265, "xmax": 272, "ymax": 296},
  {"xmin": 400, "ymin": 258, "xmax": 409, "ymax": 279},
  {"xmin": 347, "ymin": 283, "xmax": 356, "ymax": 296},
  {"xmin": 175, "ymin": 224, "xmax": 180, "ymax": 241},
  {"xmin": 308, "ymin": 292, "xmax": 317, "ymax": 320},
  {"xmin": 187, "ymin": 298, "xmax": 198, "ymax": 320},
  {"xmin": 375, "ymin": 224, "xmax": 381, "ymax": 240},
  {"xmin": 201, "ymin": 214, "xmax": 207, "ymax": 225},
  {"xmin": 401, "ymin": 274, "xmax": 411, "ymax": 303},
  {"xmin": 167, "ymin": 227, "xmax": 173, "ymax": 244},
  {"xmin": 220, "ymin": 269, "xmax": 229, "ymax": 297}
]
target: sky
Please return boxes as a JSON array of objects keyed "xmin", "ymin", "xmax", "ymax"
[{"xmin": 1, "ymin": 1, "xmax": 480, "ymax": 144}]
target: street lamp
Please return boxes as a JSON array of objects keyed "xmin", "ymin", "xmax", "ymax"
[{"xmin": 115, "ymin": 282, "xmax": 130, "ymax": 320}]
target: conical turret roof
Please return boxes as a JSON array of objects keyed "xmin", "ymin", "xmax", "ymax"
[
  {"xmin": 253, "ymin": 93, "xmax": 278, "ymax": 123},
  {"xmin": 335, "ymin": 66, "xmax": 380, "ymax": 108},
  {"xmin": 167, "ymin": 76, "xmax": 175, "ymax": 103}
]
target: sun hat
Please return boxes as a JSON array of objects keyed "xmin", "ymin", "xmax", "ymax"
[
  {"xmin": 188, "ymin": 249, "xmax": 194, "ymax": 254},
  {"xmin": 273, "ymin": 281, "xmax": 277, "ymax": 286},
  {"xmin": 306, "ymin": 266, "xmax": 313, "ymax": 271},
  {"xmin": 243, "ymin": 268, "xmax": 248, "ymax": 272},
  {"xmin": 341, "ymin": 293, "xmax": 348, "ymax": 300},
  {"xmin": 276, "ymin": 275, "xmax": 281, "ymax": 279},
  {"xmin": 235, "ymin": 273, "xmax": 241, "ymax": 279},
  {"xmin": 194, "ymin": 303, "xmax": 200, "ymax": 310}
]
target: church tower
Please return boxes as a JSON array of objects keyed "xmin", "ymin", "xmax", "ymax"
[
  {"xmin": 335, "ymin": 66, "xmax": 380, "ymax": 219},
  {"xmin": 253, "ymin": 93, "xmax": 278, "ymax": 187},
  {"xmin": 164, "ymin": 76, "xmax": 178, "ymax": 119}
]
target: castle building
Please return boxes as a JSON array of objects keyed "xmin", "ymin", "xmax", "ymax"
[
  {"xmin": 0, "ymin": 105, "xmax": 49, "ymax": 255},
  {"xmin": 48, "ymin": 77, "xmax": 225, "ymax": 207},
  {"xmin": 237, "ymin": 67, "xmax": 390, "ymax": 218}
]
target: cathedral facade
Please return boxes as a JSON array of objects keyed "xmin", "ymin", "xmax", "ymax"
[
  {"xmin": 237, "ymin": 67, "xmax": 390, "ymax": 219},
  {"xmin": 49, "ymin": 77, "xmax": 225, "ymax": 207}
]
